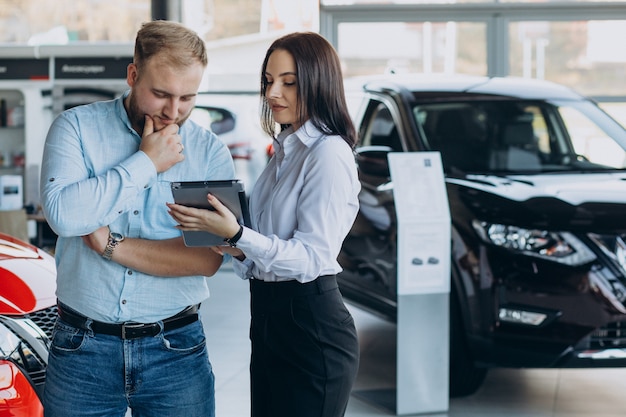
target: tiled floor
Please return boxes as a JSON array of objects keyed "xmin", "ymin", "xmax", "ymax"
[{"xmin": 201, "ymin": 263, "xmax": 626, "ymax": 417}]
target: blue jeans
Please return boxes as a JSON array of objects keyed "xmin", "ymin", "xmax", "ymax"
[{"xmin": 43, "ymin": 315, "xmax": 215, "ymax": 417}]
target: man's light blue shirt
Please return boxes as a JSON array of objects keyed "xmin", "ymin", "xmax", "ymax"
[{"xmin": 40, "ymin": 92, "xmax": 235, "ymax": 323}]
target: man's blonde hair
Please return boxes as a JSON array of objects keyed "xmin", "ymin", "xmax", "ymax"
[{"xmin": 134, "ymin": 20, "xmax": 207, "ymax": 72}]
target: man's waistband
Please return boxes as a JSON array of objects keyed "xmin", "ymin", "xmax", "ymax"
[{"xmin": 56, "ymin": 302, "xmax": 199, "ymax": 340}]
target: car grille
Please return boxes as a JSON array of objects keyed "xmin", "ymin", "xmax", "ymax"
[
  {"xmin": 589, "ymin": 321, "xmax": 626, "ymax": 349},
  {"xmin": 29, "ymin": 368, "xmax": 47, "ymax": 386},
  {"xmin": 0, "ymin": 306, "xmax": 56, "ymax": 397},
  {"xmin": 23, "ymin": 304, "xmax": 58, "ymax": 338}
]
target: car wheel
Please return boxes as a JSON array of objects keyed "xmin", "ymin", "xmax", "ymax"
[{"xmin": 449, "ymin": 285, "xmax": 487, "ymax": 397}]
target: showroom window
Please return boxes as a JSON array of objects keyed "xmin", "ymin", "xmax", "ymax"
[
  {"xmin": 0, "ymin": 0, "xmax": 311, "ymax": 44},
  {"xmin": 321, "ymin": 2, "xmax": 626, "ymax": 125},
  {"xmin": 508, "ymin": 20, "xmax": 626, "ymax": 97},
  {"xmin": 0, "ymin": 0, "xmax": 151, "ymax": 43},
  {"xmin": 322, "ymin": 0, "xmax": 626, "ymax": 3},
  {"xmin": 338, "ymin": 21, "xmax": 486, "ymax": 77}
]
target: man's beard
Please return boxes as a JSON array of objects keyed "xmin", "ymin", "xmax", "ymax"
[{"xmin": 127, "ymin": 93, "xmax": 190, "ymax": 136}]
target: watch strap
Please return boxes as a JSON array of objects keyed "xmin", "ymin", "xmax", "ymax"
[
  {"xmin": 224, "ymin": 225, "xmax": 244, "ymax": 247},
  {"xmin": 102, "ymin": 232, "xmax": 124, "ymax": 261}
]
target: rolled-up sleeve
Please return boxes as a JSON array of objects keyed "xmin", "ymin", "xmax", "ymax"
[{"xmin": 41, "ymin": 109, "xmax": 157, "ymax": 237}]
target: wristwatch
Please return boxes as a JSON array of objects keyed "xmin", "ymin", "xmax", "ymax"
[
  {"xmin": 223, "ymin": 225, "xmax": 244, "ymax": 248},
  {"xmin": 101, "ymin": 231, "xmax": 125, "ymax": 261}
]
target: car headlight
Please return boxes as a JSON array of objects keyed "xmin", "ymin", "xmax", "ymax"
[
  {"xmin": 0, "ymin": 319, "xmax": 47, "ymax": 393},
  {"xmin": 472, "ymin": 220, "xmax": 596, "ymax": 266},
  {"xmin": 588, "ymin": 233, "xmax": 626, "ymax": 275},
  {"xmin": 0, "ymin": 321, "xmax": 21, "ymax": 360}
]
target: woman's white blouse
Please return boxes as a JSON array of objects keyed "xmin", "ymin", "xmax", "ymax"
[{"xmin": 232, "ymin": 120, "xmax": 360, "ymax": 283}]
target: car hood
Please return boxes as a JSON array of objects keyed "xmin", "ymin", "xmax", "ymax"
[
  {"xmin": 447, "ymin": 172, "xmax": 626, "ymax": 233},
  {"xmin": 0, "ymin": 234, "xmax": 56, "ymax": 315}
]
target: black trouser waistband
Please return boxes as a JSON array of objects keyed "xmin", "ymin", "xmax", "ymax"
[
  {"xmin": 250, "ymin": 275, "xmax": 338, "ymax": 298},
  {"xmin": 56, "ymin": 302, "xmax": 199, "ymax": 340}
]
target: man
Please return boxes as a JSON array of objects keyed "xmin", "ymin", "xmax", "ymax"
[{"xmin": 40, "ymin": 20, "xmax": 233, "ymax": 417}]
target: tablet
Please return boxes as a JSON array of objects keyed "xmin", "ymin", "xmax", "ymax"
[{"xmin": 171, "ymin": 180, "xmax": 251, "ymax": 247}]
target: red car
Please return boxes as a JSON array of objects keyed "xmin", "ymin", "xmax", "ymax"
[{"xmin": 0, "ymin": 233, "xmax": 57, "ymax": 417}]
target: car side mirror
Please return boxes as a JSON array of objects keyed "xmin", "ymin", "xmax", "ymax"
[{"xmin": 355, "ymin": 145, "xmax": 393, "ymax": 177}]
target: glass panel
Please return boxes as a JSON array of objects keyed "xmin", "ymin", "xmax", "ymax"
[
  {"xmin": 190, "ymin": 107, "xmax": 235, "ymax": 135},
  {"xmin": 338, "ymin": 21, "xmax": 486, "ymax": 77},
  {"xmin": 411, "ymin": 99, "xmax": 626, "ymax": 173},
  {"xmin": 499, "ymin": 0, "xmax": 626, "ymax": 2},
  {"xmin": 560, "ymin": 105, "xmax": 626, "ymax": 168},
  {"xmin": 0, "ymin": 0, "xmax": 150, "ymax": 43},
  {"xmin": 323, "ymin": 0, "xmax": 490, "ymax": 4},
  {"xmin": 323, "ymin": 0, "xmax": 626, "ymax": 3},
  {"xmin": 599, "ymin": 102, "xmax": 626, "ymax": 129},
  {"xmin": 0, "ymin": 0, "xmax": 315, "ymax": 44},
  {"xmin": 508, "ymin": 20, "xmax": 626, "ymax": 97}
]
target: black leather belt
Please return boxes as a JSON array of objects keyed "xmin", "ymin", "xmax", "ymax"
[{"xmin": 57, "ymin": 302, "xmax": 199, "ymax": 340}]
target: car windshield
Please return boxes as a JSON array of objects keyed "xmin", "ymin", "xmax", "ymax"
[{"xmin": 413, "ymin": 99, "xmax": 626, "ymax": 174}]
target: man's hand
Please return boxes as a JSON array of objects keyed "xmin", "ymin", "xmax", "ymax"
[
  {"xmin": 82, "ymin": 226, "xmax": 223, "ymax": 277},
  {"xmin": 82, "ymin": 226, "xmax": 110, "ymax": 255},
  {"xmin": 139, "ymin": 115, "xmax": 185, "ymax": 173}
]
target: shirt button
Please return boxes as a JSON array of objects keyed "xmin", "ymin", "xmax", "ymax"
[
  {"xmin": 127, "ymin": 270, "xmax": 133, "ymax": 275},
  {"xmin": 133, "ymin": 210, "xmax": 139, "ymax": 215},
  {"xmin": 121, "ymin": 299, "xmax": 127, "ymax": 305}
]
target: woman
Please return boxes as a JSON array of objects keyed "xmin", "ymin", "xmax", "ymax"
[{"xmin": 168, "ymin": 31, "xmax": 360, "ymax": 417}]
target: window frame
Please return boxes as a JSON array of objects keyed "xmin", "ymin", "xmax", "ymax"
[{"xmin": 320, "ymin": 2, "xmax": 626, "ymax": 103}]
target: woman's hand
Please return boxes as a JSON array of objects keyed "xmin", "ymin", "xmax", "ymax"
[
  {"xmin": 167, "ymin": 193, "xmax": 241, "ymax": 240},
  {"xmin": 210, "ymin": 245, "xmax": 246, "ymax": 261},
  {"xmin": 81, "ymin": 226, "xmax": 110, "ymax": 254}
]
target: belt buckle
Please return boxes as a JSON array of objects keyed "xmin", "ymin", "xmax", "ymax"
[{"xmin": 121, "ymin": 322, "xmax": 151, "ymax": 340}]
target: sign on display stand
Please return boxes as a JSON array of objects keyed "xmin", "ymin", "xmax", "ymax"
[
  {"xmin": 390, "ymin": 152, "xmax": 450, "ymax": 297},
  {"xmin": 389, "ymin": 151, "xmax": 451, "ymax": 415}
]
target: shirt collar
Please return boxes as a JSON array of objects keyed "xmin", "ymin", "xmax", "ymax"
[
  {"xmin": 116, "ymin": 90, "xmax": 135, "ymax": 133},
  {"xmin": 275, "ymin": 120, "xmax": 324, "ymax": 150}
]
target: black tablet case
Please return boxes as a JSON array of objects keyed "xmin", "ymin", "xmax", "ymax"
[{"xmin": 171, "ymin": 180, "xmax": 251, "ymax": 246}]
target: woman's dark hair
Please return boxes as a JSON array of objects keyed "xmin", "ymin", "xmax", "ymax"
[{"xmin": 259, "ymin": 32, "xmax": 356, "ymax": 148}]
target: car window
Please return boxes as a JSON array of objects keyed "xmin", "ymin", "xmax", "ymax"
[
  {"xmin": 190, "ymin": 107, "xmax": 236, "ymax": 135},
  {"xmin": 361, "ymin": 103, "xmax": 403, "ymax": 152},
  {"xmin": 416, "ymin": 103, "xmax": 492, "ymax": 172},
  {"xmin": 412, "ymin": 100, "xmax": 626, "ymax": 173},
  {"xmin": 559, "ymin": 106, "xmax": 626, "ymax": 168}
]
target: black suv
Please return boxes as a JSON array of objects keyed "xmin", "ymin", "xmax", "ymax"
[{"xmin": 338, "ymin": 74, "xmax": 626, "ymax": 397}]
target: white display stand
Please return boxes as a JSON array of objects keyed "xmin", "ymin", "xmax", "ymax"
[
  {"xmin": 355, "ymin": 152, "xmax": 450, "ymax": 415},
  {"xmin": 391, "ymin": 151, "xmax": 450, "ymax": 415}
]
